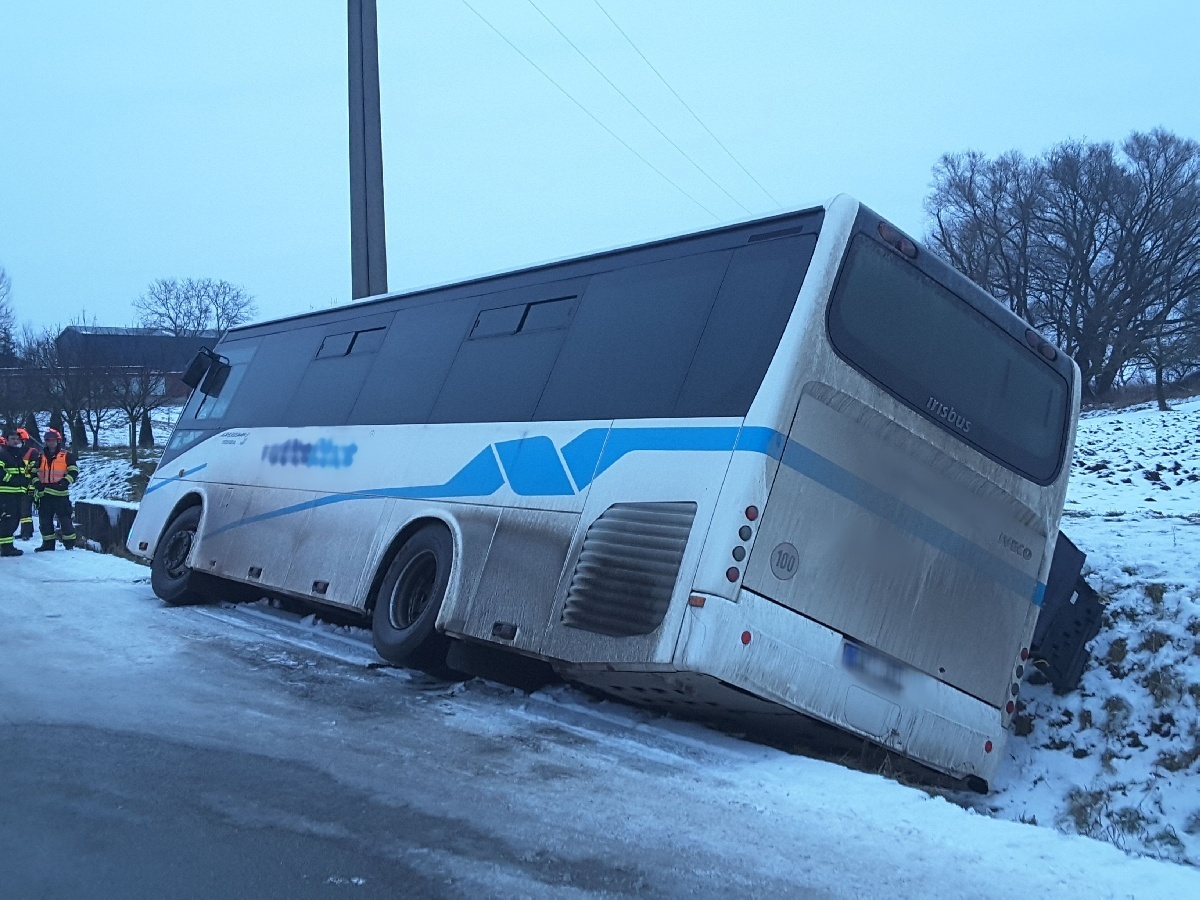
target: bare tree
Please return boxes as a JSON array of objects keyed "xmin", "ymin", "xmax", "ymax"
[
  {"xmin": 0, "ymin": 266, "xmax": 16, "ymax": 364},
  {"xmin": 78, "ymin": 364, "xmax": 120, "ymax": 449},
  {"xmin": 111, "ymin": 362, "xmax": 169, "ymax": 465},
  {"xmin": 25, "ymin": 320, "xmax": 121, "ymax": 449},
  {"xmin": 205, "ymin": 279, "xmax": 257, "ymax": 333},
  {"xmin": 134, "ymin": 277, "xmax": 256, "ymax": 336},
  {"xmin": 926, "ymin": 129, "xmax": 1200, "ymax": 400}
]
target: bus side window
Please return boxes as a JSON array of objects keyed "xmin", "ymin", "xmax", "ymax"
[
  {"xmin": 675, "ymin": 234, "xmax": 817, "ymax": 417},
  {"xmin": 348, "ymin": 298, "xmax": 479, "ymax": 426},
  {"xmin": 349, "ymin": 327, "xmax": 387, "ymax": 355},
  {"xmin": 534, "ymin": 251, "xmax": 731, "ymax": 422},
  {"xmin": 429, "ymin": 284, "xmax": 583, "ymax": 424},
  {"xmin": 282, "ymin": 315, "xmax": 395, "ymax": 427},
  {"xmin": 316, "ymin": 332, "xmax": 355, "ymax": 358},
  {"xmin": 190, "ymin": 339, "xmax": 262, "ymax": 421}
]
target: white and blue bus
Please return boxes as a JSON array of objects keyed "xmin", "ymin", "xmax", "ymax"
[{"xmin": 129, "ymin": 194, "xmax": 1080, "ymax": 789}]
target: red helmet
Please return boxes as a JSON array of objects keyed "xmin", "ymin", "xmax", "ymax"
[
  {"xmin": 45, "ymin": 428, "xmax": 62, "ymax": 443},
  {"xmin": 16, "ymin": 428, "xmax": 29, "ymax": 440}
]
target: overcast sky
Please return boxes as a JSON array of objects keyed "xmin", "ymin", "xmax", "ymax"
[{"xmin": 1, "ymin": 1, "xmax": 1197, "ymax": 331}]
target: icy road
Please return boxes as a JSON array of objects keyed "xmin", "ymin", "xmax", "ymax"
[{"xmin": 1, "ymin": 550, "xmax": 1196, "ymax": 899}]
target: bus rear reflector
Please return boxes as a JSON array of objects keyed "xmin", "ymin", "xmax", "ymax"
[
  {"xmin": 984, "ymin": 740, "xmax": 993, "ymax": 753},
  {"xmin": 741, "ymin": 631, "xmax": 752, "ymax": 645},
  {"xmin": 688, "ymin": 594, "xmax": 706, "ymax": 607}
]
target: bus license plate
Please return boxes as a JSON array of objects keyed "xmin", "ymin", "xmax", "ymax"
[{"xmin": 841, "ymin": 640, "xmax": 905, "ymax": 692}]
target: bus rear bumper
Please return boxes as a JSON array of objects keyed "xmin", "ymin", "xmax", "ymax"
[{"xmin": 674, "ymin": 587, "xmax": 1005, "ymax": 785}]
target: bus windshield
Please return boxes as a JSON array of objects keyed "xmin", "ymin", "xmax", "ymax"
[{"xmin": 827, "ymin": 234, "xmax": 1069, "ymax": 484}]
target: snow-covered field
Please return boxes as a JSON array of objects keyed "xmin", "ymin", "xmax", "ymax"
[
  {"xmin": 986, "ymin": 395, "xmax": 1200, "ymax": 864},
  {"xmin": 59, "ymin": 406, "xmax": 181, "ymax": 503}
]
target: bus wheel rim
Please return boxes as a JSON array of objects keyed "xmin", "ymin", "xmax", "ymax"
[
  {"xmin": 163, "ymin": 530, "xmax": 194, "ymax": 579},
  {"xmin": 389, "ymin": 550, "xmax": 438, "ymax": 631}
]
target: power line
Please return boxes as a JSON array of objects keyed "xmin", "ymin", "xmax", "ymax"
[
  {"xmin": 593, "ymin": 0, "xmax": 782, "ymax": 208},
  {"xmin": 458, "ymin": 0, "xmax": 721, "ymax": 220},
  {"xmin": 527, "ymin": 0, "xmax": 752, "ymax": 216}
]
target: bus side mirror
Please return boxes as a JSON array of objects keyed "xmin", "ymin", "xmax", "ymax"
[
  {"xmin": 180, "ymin": 350, "xmax": 212, "ymax": 389},
  {"xmin": 199, "ymin": 359, "xmax": 232, "ymax": 397}
]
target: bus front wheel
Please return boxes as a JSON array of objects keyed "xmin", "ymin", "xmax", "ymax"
[
  {"xmin": 371, "ymin": 524, "xmax": 453, "ymax": 668},
  {"xmin": 150, "ymin": 506, "xmax": 209, "ymax": 606}
]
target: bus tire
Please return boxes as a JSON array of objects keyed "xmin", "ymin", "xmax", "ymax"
[
  {"xmin": 150, "ymin": 505, "xmax": 210, "ymax": 606},
  {"xmin": 371, "ymin": 524, "xmax": 453, "ymax": 668}
]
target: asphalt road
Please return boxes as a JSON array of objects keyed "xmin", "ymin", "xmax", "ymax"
[{"xmin": 0, "ymin": 578, "xmax": 826, "ymax": 899}]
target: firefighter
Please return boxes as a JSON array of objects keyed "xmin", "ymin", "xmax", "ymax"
[
  {"xmin": 1, "ymin": 432, "xmax": 31, "ymax": 557},
  {"xmin": 13, "ymin": 427, "xmax": 39, "ymax": 539},
  {"xmin": 35, "ymin": 428, "xmax": 79, "ymax": 551}
]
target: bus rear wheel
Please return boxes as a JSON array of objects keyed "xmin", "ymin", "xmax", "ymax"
[
  {"xmin": 151, "ymin": 506, "xmax": 210, "ymax": 606},
  {"xmin": 371, "ymin": 524, "xmax": 453, "ymax": 668}
]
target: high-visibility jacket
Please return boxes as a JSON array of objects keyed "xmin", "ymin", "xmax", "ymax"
[
  {"xmin": 1, "ymin": 445, "xmax": 30, "ymax": 494},
  {"xmin": 37, "ymin": 448, "xmax": 78, "ymax": 498}
]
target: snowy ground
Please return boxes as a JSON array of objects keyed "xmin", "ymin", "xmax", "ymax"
[
  {"xmin": 983, "ymin": 394, "xmax": 1200, "ymax": 864},
  {"xmin": 1, "ymin": 550, "xmax": 1197, "ymax": 897}
]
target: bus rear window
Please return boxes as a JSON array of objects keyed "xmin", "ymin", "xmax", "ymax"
[{"xmin": 827, "ymin": 235, "xmax": 1069, "ymax": 484}]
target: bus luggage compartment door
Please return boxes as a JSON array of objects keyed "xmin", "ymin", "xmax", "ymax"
[
  {"xmin": 744, "ymin": 385, "xmax": 1044, "ymax": 710},
  {"xmin": 456, "ymin": 507, "xmax": 578, "ymax": 656}
]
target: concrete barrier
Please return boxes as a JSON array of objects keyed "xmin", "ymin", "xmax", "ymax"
[{"xmin": 73, "ymin": 500, "xmax": 140, "ymax": 553}]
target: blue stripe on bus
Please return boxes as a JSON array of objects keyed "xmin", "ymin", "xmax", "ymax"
[
  {"xmin": 193, "ymin": 424, "xmax": 1048, "ymax": 604},
  {"xmin": 562, "ymin": 426, "xmax": 742, "ymax": 489},
  {"xmin": 144, "ymin": 464, "xmax": 208, "ymax": 495},
  {"xmin": 494, "ymin": 436, "xmax": 575, "ymax": 496},
  {"xmin": 206, "ymin": 447, "xmax": 504, "ymax": 537},
  {"xmin": 735, "ymin": 425, "xmax": 787, "ymax": 460},
  {"xmin": 775, "ymin": 438, "xmax": 1042, "ymax": 602}
]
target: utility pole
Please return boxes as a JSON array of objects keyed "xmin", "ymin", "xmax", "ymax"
[{"xmin": 348, "ymin": 0, "xmax": 388, "ymax": 299}]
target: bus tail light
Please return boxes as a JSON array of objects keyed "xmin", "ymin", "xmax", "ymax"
[
  {"xmin": 741, "ymin": 631, "xmax": 752, "ymax": 645},
  {"xmin": 1024, "ymin": 328, "xmax": 1058, "ymax": 361},
  {"xmin": 745, "ymin": 505, "xmax": 759, "ymax": 521},
  {"xmin": 984, "ymin": 740, "xmax": 993, "ymax": 753},
  {"xmin": 726, "ymin": 567, "xmax": 740, "ymax": 582},
  {"xmin": 877, "ymin": 222, "xmax": 919, "ymax": 259}
]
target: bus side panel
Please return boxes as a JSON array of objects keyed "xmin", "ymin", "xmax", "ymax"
[
  {"xmin": 449, "ymin": 507, "xmax": 579, "ymax": 655},
  {"xmin": 127, "ymin": 476, "xmax": 208, "ymax": 561},
  {"xmin": 281, "ymin": 498, "xmax": 398, "ymax": 609},
  {"xmin": 196, "ymin": 487, "xmax": 318, "ymax": 589},
  {"xmin": 435, "ymin": 504, "xmax": 503, "ymax": 632},
  {"xmin": 537, "ymin": 421, "xmax": 733, "ymax": 667}
]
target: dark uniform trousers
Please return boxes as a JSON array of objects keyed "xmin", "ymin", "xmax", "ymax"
[
  {"xmin": 19, "ymin": 491, "xmax": 35, "ymax": 539},
  {"xmin": 39, "ymin": 494, "xmax": 76, "ymax": 546},
  {"xmin": 0, "ymin": 493, "xmax": 20, "ymax": 548}
]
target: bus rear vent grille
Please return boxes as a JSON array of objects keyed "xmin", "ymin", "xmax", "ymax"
[{"xmin": 561, "ymin": 502, "xmax": 697, "ymax": 638}]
